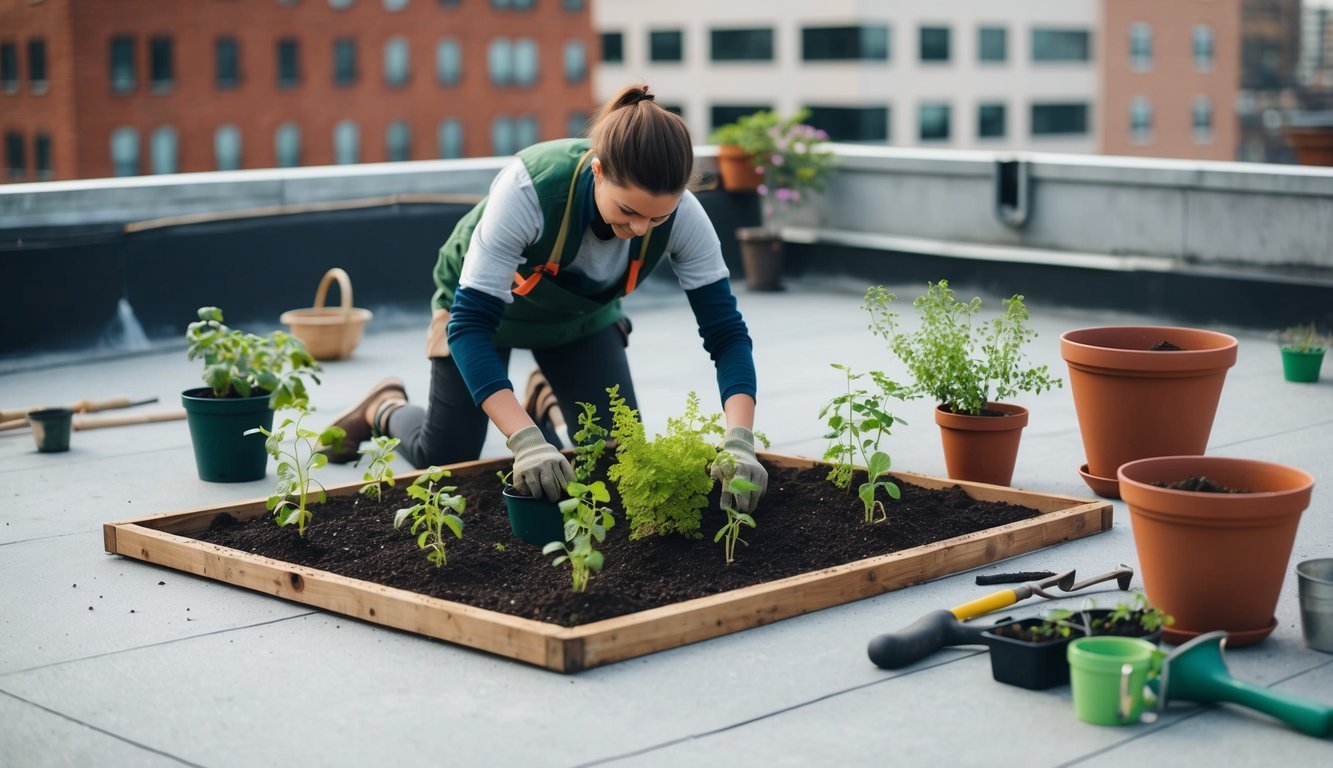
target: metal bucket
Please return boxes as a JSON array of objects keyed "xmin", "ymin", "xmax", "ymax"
[{"xmin": 1296, "ymin": 558, "xmax": 1333, "ymax": 653}]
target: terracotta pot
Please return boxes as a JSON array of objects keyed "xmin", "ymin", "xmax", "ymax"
[
  {"xmin": 715, "ymin": 144, "xmax": 762, "ymax": 191},
  {"xmin": 1060, "ymin": 326, "xmax": 1238, "ymax": 498},
  {"xmin": 736, "ymin": 226, "xmax": 783, "ymax": 291},
  {"xmin": 1118, "ymin": 455, "xmax": 1314, "ymax": 647},
  {"xmin": 1284, "ymin": 126, "xmax": 1333, "ymax": 167},
  {"xmin": 934, "ymin": 403, "xmax": 1028, "ymax": 486}
]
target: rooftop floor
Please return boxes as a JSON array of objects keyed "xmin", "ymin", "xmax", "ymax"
[{"xmin": 2, "ymin": 276, "xmax": 1331, "ymax": 767}]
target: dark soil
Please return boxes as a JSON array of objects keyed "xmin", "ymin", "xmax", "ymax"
[
  {"xmin": 1153, "ymin": 475, "xmax": 1248, "ymax": 493},
  {"xmin": 1149, "ymin": 340, "xmax": 1185, "ymax": 351},
  {"xmin": 989, "ymin": 619, "xmax": 1081, "ymax": 644},
  {"xmin": 194, "ymin": 459, "xmax": 1044, "ymax": 627}
]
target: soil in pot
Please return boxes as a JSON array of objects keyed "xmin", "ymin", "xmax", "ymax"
[
  {"xmin": 1152, "ymin": 476, "xmax": 1248, "ymax": 493},
  {"xmin": 195, "ymin": 459, "xmax": 1044, "ymax": 627}
]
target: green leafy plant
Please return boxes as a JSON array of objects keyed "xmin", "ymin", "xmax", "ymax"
[
  {"xmin": 185, "ymin": 306, "xmax": 321, "ymax": 411},
  {"xmin": 863, "ymin": 281, "xmax": 1062, "ymax": 417},
  {"xmin": 248, "ymin": 413, "xmax": 343, "ymax": 536},
  {"xmin": 710, "ymin": 109, "xmax": 835, "ymax": 230},
  {"xmin": 607, "ymin": 387, "xmax": 724, "ymax": 540},
  {"xmin": 572, "ymin": 401, "xmax": 608, "ymax": 483},
  {"xmin": 1100, "ymin": 592, "xmax": 1174, "ymax": 634},
  {"xmin": 1277, "ymin": 322, "xmax": 1329, "ymax": 353},
  {"xmin": 356, "ymin": 435, "xmax": 400, "ymax": 501},
  {"xmin": 543, "ymin": 480, "xmax": 615, "ymax": 593},
  {"xmin": 711, "ymin": 451, "xmax": 760, "ymax": 565},
  {"xmin": 819, "ymin": 364, "xmax": 905, "ymax": 523},
  {"xmin": 394, "ymin": 467, "xmax": 465, "ymax": 568}
]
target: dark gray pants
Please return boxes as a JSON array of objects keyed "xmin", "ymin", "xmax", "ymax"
[{"xmin": 386, "ymin": 321, "xmax": 638, "ymax": 469}]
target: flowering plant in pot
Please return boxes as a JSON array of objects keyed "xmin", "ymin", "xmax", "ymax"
[
  {"xmin": 863, "ymin": 281, "xmax": 1063, "ymax": 486},
  {"xmin": 1276, "ymin": 322, "xmax": 1328, "ymax": 383}
]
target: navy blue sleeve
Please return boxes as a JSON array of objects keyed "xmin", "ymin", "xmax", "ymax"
[
  {"xmin": 447, "ymin": 286, "xmax": 514, "ymax": 406},
  {"xmin": 684, "ymin": 277, "xmax": 757, "ymax": 405}
]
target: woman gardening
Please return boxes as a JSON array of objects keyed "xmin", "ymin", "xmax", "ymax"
[{"xmin": 321, "ymin": 84, "xmax": 766, "ymax": 514}]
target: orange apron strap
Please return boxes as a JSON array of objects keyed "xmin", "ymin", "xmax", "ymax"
[
  {"xmin": 512, "ymin": 149, "xmax": 593, "ymax": 296},
  {"xmin": 622, "ymin": 230, "xmax": 654, "ymax": 296}
]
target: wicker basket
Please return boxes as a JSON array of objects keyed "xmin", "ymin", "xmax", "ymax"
[{"xmin": 279, "ymin": 268, "xmax": 373, "ymax": 361}]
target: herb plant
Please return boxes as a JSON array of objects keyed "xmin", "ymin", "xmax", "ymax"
[
  {"xmin": 1100, "ymin": 592, "xmax": 1174, "ymax": 634},
  {"xmin": 572, "ymin": 401, "xmax": 608, "ymax": 483},
  {"xmin": 543, "ymin": 480, "xmax": 615, "ymax": 592},
  {"xmin": 356, "ymin": 435, "xmax": 400, "ymax": 501},
  {"xmin": 607, "ymin": 386, "xmax": 724, "ymax": 540},
  {"xmin": 248, "ymin": 413, "xmax": 344, "ymax": 536},
  {"xmin": 394, "ymin": 467, "xmax": 465, "ymax": 568},
  {"xmin": 1277, "ymin": 322, "xmax": 1329, "ymax": 353},
  {"xmin": 819, "ymin": 363, "xmax": 906, "ymax": 522},
  {"xmin": 712, "ymin": 451, "xmax": 760, "ymax": 565},
  {"xmin": 185, "ymin": 306, "xmax": 321, "ymax": 411},
  {"xmin": 863, "ymin": 282, "xmax": 1062, "ymax": 417}
]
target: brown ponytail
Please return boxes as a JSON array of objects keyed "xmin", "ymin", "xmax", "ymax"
[{"xmin": 588, "ymin": 84, "xmax": 693, "ymax": 196}]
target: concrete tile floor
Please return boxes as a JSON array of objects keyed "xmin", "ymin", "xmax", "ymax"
[{"xmin": 2, "ymin": 276, "xmax": 1331, "ymax": 767}]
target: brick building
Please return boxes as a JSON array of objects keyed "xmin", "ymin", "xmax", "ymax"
[{"xmin": 0, "ymin": 0, "xmax": 598, "ymax": 183}]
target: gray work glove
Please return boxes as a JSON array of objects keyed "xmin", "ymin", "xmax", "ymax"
[
  {"xmin": 507, "ymin": 425, "xmax": 575, "ymax": 502},
  {"xmin": 711, "ymin": 426, "xmax": 768, "ymax": 514}
]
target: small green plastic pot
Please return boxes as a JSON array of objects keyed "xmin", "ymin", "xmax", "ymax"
[
  {"xmin": 1068, "ymin": 636, "xmax": 1163, "ymax": 726},
  {"xmin": 29, "ymin": 407, "xmax": 73, "ymax": 453},
  {"xmin": 1281, "ymin": 348, "xmax": 1325, "ymax": 383},
  {"xmin": 502, "ymin": 487, "xmax": 565, "ymax": 546},
  {"xmin": 181, "ymin": 388, "xmax": 273, "ymax": 483}
]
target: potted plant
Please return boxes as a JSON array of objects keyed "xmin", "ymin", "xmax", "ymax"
[
  {"xmin": 1118, "ymin": 454, "xmax": 1315, "ymax": 647},
  {"xmin": 1276, "ymin": 322, "xmax": 1327, "ymax": 383},
  {"xmin": 182, "ymin": 306, "xmax": 321, "ymax": 483},
  {"xmin": 708, "ymin": 110, "xmax": 774, "ymax": 193},
  {"xmin": 863, "ymin": 281, "xmax": 1063, "ymax": 487},
  {"xmin": 1059, "ymin": 325, "xmax": 1238, "ymax": 498},
  {"xmin": 983, "ymin": 610, "xmax": 1087, "ymax": 690},
  {"xmin": 710, "ymin": 109, "xmax": 835, "ymax": 291},
  {"xmin": 1076, "ymin": 592, "xmax": 1173, "ymax": 642}
]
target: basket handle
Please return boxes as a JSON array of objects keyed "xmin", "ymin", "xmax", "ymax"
[{"xmin": 312, "ymin": 268, "xmax": 353, "ymax": 318}]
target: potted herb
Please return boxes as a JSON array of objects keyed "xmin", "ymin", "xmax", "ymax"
[
  {"xmin": 1277, "ymin": 322, "xmax": 1327, "ymax": 383},
  {"xmin": 864, "ymin": 281, "xmax": 1063, "ymax": 487},
  {"xmin": 983, "ymin": 609, "xmax": 1086, "ymax": 690},
  {"xmin": 500, "ymin": 401, "xmax": 607, "ymax": 546},
  {"xmin": 708, "ymin": 110, "xmax": 774, "ymax": 192},
  {"xmin": 1077, "ymin": 592, "xmax": 1173, "ymax": 642},
  {"xmin": 182, "ymin": 306, "xmax": 321, "ymax": 483}
]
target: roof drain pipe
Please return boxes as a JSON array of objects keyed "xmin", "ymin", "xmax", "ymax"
[{"xmin": 994, "ymin": 156, "xmax": 1031, "ymax": 228}]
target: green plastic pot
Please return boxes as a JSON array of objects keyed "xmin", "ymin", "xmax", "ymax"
[
  {"xmin": 1068, "ymin": 636, "xmax": 1162, "ymax": 726},
  {"xmin": 1281, "ymin": 347, "xmax": 1324, "ymax": 383},
  {"xmin": 502, "ymin": 487, "xmax": 565, "ymax": 546},
  {"xmin": 29, "ymin": 407, "xmax": 73, "ymax": 453},
  {"xmin": 181, "ymin": 388, "xmax": 273, "ymax": 483}
]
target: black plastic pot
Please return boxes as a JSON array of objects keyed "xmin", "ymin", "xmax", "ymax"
[
  {"xmin": 181, "ymin": 388, "xmax": 273, "ymax": 483},
  {"xmin": 502, "ymin": 486, "xmax": 564, "ymax": 546},
  {"xmin": 983, "ymin": 618, "xmax": 1087, "ymax": 690},
  {"xmin": 29, "ymin": 407, "xmax": 73, "ymax": 453},
  {"xmin": 1078, "ymin": 608, "xmax": 1166, "ymax": 644}
]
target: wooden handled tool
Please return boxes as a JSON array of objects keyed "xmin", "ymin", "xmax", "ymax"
[{"xmin": 0, "ymin": 395, "xmax": 157, "ymax": 422}]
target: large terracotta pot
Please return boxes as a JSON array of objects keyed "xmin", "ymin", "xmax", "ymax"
[
  {"xmin": 716, "ymin": 145, "xmax": 762, "ymax": 192},
  {"xmin": 1118, "ymin": 455, "xmax": 1314, "ymax": 647},
  {"xmin": 934, "ymin": 403, "xmax": 1028, "ymax": 487},
  {"xmin": 1059, "ymin": 326, "xmax": 1238, "ymax": 498}
]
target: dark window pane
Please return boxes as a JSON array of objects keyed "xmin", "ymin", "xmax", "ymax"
[
  {"xmin": 216, "ymin": 38, "xmax": 239, "ymax": 88},
  {"xmin": 27, "ymin": 39, "xmax": 47, "ymax": 85},
  {"xmin": 918, "ymin": 103, "xmax": 951, "ymax": 141},
  {"xmin": 1032, "ymin": 29, "xmax": 1090, "ymax": 62},
  {"xmin": 977, "ymin": 103, "xmax": 1006, "ymax": 138},
  {"xmin": 805, "ymin": 105, "xmax": 889, "ymax": 142},
  {"xmin": 35, "ymin": 133, "xmax": 51, "ymax": 178},
  {"xmin": 919, "ymin": 26, "xmax": 950, "ymax": 62},
  {"xmin": 711, "ymin": 104, "xmax": 771, "ymax": 133},
  {"xmin": 1031, "ymin": 103, "xmax": 1088, "ymax": 135},
  {"xmin": 1, "ymin": 43, "xmax": 18, "ymax": 90},
  {"xmin": 649, "ymin": 30, "xmax": 682, "ymax": 62},
  {"xmin": 277, "ymin": 39, "xmax": 300, "ymax": 87},
  {"xmin": 334, "ymin": 38, "xmax": 357, "ymax": 85},
  {"xmin": 711, "ymin": 28, "xmax": 773, "ymax": 62},
  {"xmin": 110, "ymin": 37, "xmax": 135, "ymax": 92},
  {"xmin": 5, "ymin": 131, "xmax": 24, "ymax": 178},
  {"xmin": 150, "ymin": 36, "xmax": 173, "ymax": 86},
  {"xmin": 601, "ymin": 32, "xmax": 623, "ymax": 63},
  {"xmin": 659, "ymin": 104, "xmax": 684, "ymax": 117},
  {"xmin": 978, "ymin": 27, "xmax": 1006, "ymax": 62},
  {"xmin": 802, "ymin": 26, "xmax": 888, "ymax": 61}
]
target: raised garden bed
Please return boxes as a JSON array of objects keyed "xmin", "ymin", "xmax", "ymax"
[{"xmin": 103, "ymin": 452, "xmax": 1111, "ymax": 672}]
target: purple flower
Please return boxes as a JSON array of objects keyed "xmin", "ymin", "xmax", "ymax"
[
  {"xmin": 757, "ymin": 184, "xmax": 768, "ymax": 196},
  {"xmin": 771, "ymin": 154, "xmax": 784, "ymax": 166}
]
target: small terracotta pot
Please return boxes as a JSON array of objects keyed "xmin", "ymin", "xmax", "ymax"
[
  {"xmin": 715, "ymin": 144, "xmax": 762, "ymax": 192},
  {"xmin": 934, "ymin": 402, "xmax": 1028, "ymax": 486},
  {"xmin": 1118, "ymin": 455, "xmax": 1314, "ymax": 647},
  {"xmin": 1060, "ymin": 326, "xmax": 1238, "ymax": 497}
]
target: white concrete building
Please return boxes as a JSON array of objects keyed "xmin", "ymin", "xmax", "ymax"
[{"xmin": 593, "ymin": 0, "xmax": 1100, "ymax": 153}]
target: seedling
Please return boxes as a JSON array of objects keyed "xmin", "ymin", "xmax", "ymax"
[
  {"xmin": 394, "ymin": 467, "xmax": 465, "ymax": 568},
  {"xmin": 543, "ymin": 480, "xmax": 615, "ymax": 593},
  {"xmin": 572, "ymin": 401, "xmax": 608, "ymax": 483},
  {"xmin": 356, "ymin": 435, "xmax": 400, "ymax": 501},
  {"xmin": 186, "ymin": 306, "xmax": 321, "ymax": 411},
  {"xmin": 819, "ymin": 363, "xmax": 905, "ymax": 522},
  {"xmin": 248, "ymin": 412, "xmax": 342, "ymax": 536},
  {"xmin": 712, "ymin": 451, "xmax": 760, "ymax": 565},
  {"xmin": 1103, "ymin": 592, "xmax": 1174, "ymax": 634}
]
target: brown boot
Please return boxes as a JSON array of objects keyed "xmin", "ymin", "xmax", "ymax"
[
  {"xmin": 522, "ymin": 368, "xmax": 564, "ymax": 430},
  {"xmin": 320, "ymin": 377, "xmax": 408, "ymax": 463}
]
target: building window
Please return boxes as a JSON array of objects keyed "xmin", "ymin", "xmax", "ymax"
[
  {"xmin": 334, "ymin": 119, "xmax": 360, "ymax": 164},
  {"xmin": 488, "ymin": 38, "xmax": 513, "ymax": 84},
  {"xmin": 659, "ymin": 104, "xmax": 684, "ymax": 117},
  {"xmin": 919, "ymin": 26, "xmax": 950, "ymax": 63},
  {"xmin": 111, "ymin": 127, "xmax": 139, "ymax": 176},
  {"xmin": 1192, "ymin": 96, "xmax": 1213, "ymax": 142},
  {"xmin": 436, "ymin": 39, "xmax": 461, "ymax": 85},
  {"xmin": 27, "ymin": 39, "xmax": 47, "ymax": 90},
  {"xmin": 564, "ymin": 40, "xmax": 587, "ymax": 82},
  {"xmin": 977, "ymin": 26, "xmax": 1006, "ymax": 63},
  {"xmin": 1031, "ymin": 102, "xmax": 1089, "ymax": 136},
  {"xmin": 513, "ymin": 38, "xmax": 537, "ymax": 85},
  {"xmin": 802, "ymin": 26, "xmax": 889, "ymax": 61},
  {"xmin": 1130, "ymin": 23, "xmax": 1152, "ymax": 70},
  {"xmin": 5, "ymin": 131, "xmax": 24, "ymax": 179},
  {"xmin": 977, "ymin": 102, "xmax": 1006, "ymax": 139},
  {"xmin": 216, "ymin": 38, "xmax": 239, "ymax": 89},
  {"xmin": 384, "ymin": 0, "xmax": 409, "ymax": 11},
  {"xmin": 275, "ymin": 122, "xmax": 301, "ymax": 167},
  {"xmin": 149, "ymin": 36, "xmax": 174, "ymax": 89},
  {"xmin": 918, "ymin": 103, "xmax": 951, "ymax": 142},
  {"xmin": 1130, "ymin": 97, "xmax": 1152, "ymax": 143},
  {"xmin": 34, "ymin": 133, "xmax": 51, "ymax": 179},
  {"xmin": 710, "ymin": 104, "xmax": 771, "ymax": 133},
  {"xmin": 277, "ymin": 38, "xmax": 300, "ymax": 87},
  {"xmin": 601, "ymin": 32, "xmax": 623, "ymax": 64},
  {"xmin": 1, "ymin": 42, "xmax": 18, "ymax": 92},
  {"xmin": 515, "ymin": 115, "xmax": 538, "ymax": 149},
  {"xmin": 1032, "ymin": 29, "xmax": 1091, "ymax": 62},
  {"xmin": 804, "ymin": 105, "xmax": 889, "ymax": 142},
  {"xmin": 384, "ymin": 37, "xmax": 409, "ymax": 87},
  {"xmin": 387, "ymin": 119, "xmax": 411, "ymax": 161},
  {"xmin": 438, "ymin": 118, "xmax": 463, "ymax": 158},
  {"xmin": 110, "ymin": 37, "xmax": 136, "ymax": 92},
  {"xmin": 492, "ymin": 116, "xmax": 516, "ymax": 155},
  {"xmin": 439, "ymin": 0, "xmax": 460, "ymax": 7},
  {"xmin": 150, "ymin": 126, "xmax": 178, "ymax": 174},
  {"xmin": 214, "ymin": 124, "xmax": 242, "ymax": 171},
  {"xmin": 563, "ymin": 0, "xmax": 584, "ymax": 9},
  {"xmin": 650, "ymin": 30, "xmax": 683, "ymax": 62},
  {"xmin": 334, "ymin": 38, "xmax": 357, "ymax": 85},
  {"xmin": 566, "ymin": 111, "xmax": 588, "ymax": 137},
  {"xmin": 710, "ymin": 28, "xmax": 773, "ymax": 62},
  {"xmin": 1193, "ymin": 25, "xmax": 1215, "ymax": 71},
  {"xmin": 329, "ymin": 0, "xmax": 355, "ymax": 8}
]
